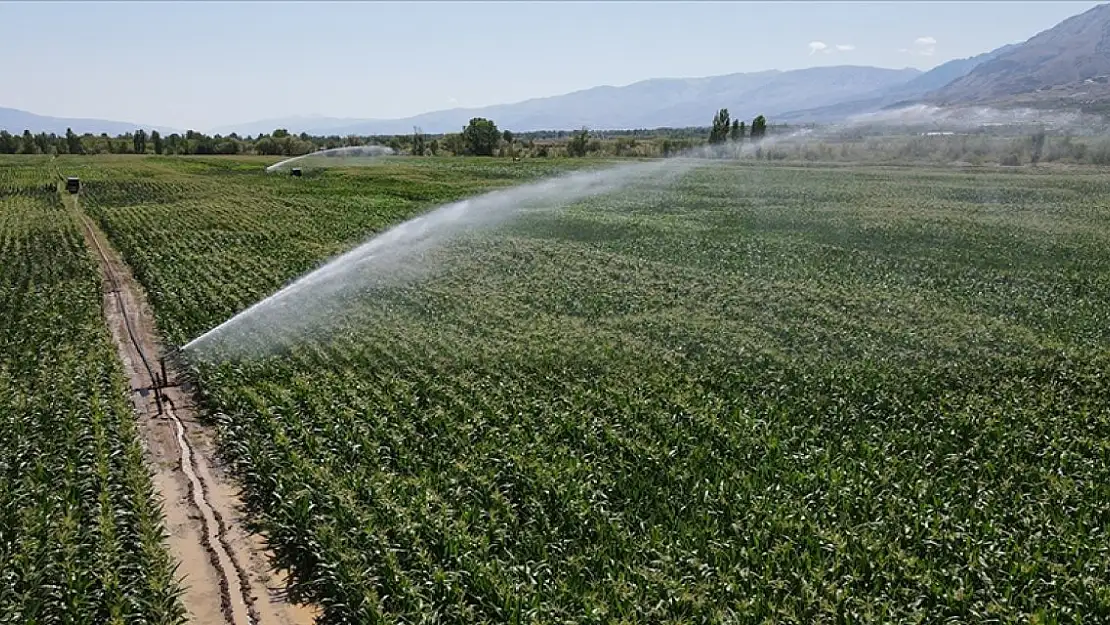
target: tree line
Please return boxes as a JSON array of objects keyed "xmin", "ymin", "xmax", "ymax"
[
  {"xmin": 0, "ymin": 111, "xmax": 776, "ymax": 158},
  {"xmin": 707, "ymin": 109, "xmax": 767, "ymax": 144}
]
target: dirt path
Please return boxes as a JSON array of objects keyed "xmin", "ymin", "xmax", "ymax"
[{"xmin": 60, "ymin": 183, "xmax": 318, "ymax": 625}]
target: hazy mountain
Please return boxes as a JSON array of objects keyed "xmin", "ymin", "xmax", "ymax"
[
  {"xmin": 9, "ymin": 3, "xmax": 1110, "ymax": 137},
  {"xmin": 0, "ymin": 106, "xmax": 176, "ymax": 135},
  {"xmin": 219, "ymin": 66, "xmax": 921, "ymax": 136},
  {"xmin": 892, "ymin": 45, "xmax": 1021, "ymax": 96},
  {"xmin": 927, "ymin": 2, "xmax": 1110, "ymax": 108},
  {"xmin": 777, "ymin": 44, "xmax": 1018, "ymax": 122}
]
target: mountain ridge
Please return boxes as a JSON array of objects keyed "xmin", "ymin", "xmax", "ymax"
[
  {"xmin": 212, "ymin": 65, "xmax": 921, "ymax": 136},
  {"xmin": 0, "ymin": 106, "xmax": 178, "ymax": 136},
  {"xmin": 776, "ymin": 44, "xmax": 1018, "ymax": 122},
  {"xmin": 925, "ymin": 2, "xmax": 1110, "ymax": 108},
  {"xmin": 8, "ymin": 1, "xmax": 1110, "ymax": 138}
]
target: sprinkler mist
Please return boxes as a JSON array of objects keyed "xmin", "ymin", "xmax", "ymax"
[
  {"xmin": 265, "ymin": 144, "xmax": 395, "ymax": 173},
  {"xmin": 184, "ymin": 154, "xmax": 706, "ymax": 356},
  {"xmin": 183, "ymin": 104, "xmax": 1094, "ymax": 358}
]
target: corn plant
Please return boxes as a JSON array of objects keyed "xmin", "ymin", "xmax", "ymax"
[
  {"xmin": 71, "ymin": 154, "xmax": 1110, "ymax": 624},
  {"xmin": 0, "ymin": 157, "xmax": 185, "ymax": 625}
]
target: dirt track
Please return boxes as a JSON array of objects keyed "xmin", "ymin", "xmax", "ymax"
[{"xmin": 62, "ymin": 184, "xmax": 318, "ymax": 625}]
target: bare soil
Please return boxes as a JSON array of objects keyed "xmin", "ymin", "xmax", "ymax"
[{"xmin": 65, "ymin": 187, "xmax": 318, "ymax": 625}]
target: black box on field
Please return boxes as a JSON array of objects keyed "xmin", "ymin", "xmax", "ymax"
[{"xmin": 66, "ymin": 177, "xmax": 80, "ymax": 193}]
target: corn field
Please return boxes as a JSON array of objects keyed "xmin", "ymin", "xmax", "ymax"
[
  {"xmin": 0, "ymin": 158, "xmax": 185, "ymax": 624},
  {"xmin": 10, "ymin": 153, "xmax": 1110, "ymax": 623}
]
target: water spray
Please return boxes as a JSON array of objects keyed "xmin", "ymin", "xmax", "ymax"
[
  {"xmin": 264, "ymin": 145, "xmax": 395, "ymax": 173},
  {"xmin": 184, "ymin": 104, "xmax": 1097, "ymax": 357},
  {"xmin": 184, "ymin": 155, "xmax": 706, "ymax": 355}
]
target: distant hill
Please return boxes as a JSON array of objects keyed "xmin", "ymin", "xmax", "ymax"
[
  {"xmin": 218, "ymin": 66, "xmax": 921, "ymax": 136},
  {"xmin": 778, "ymin": 45, "xmax": 1017, "ymax": 122},
  {"xmin": 926, "ymin": 2, "xmax": 1110, "ymax": 109},
  {"xmin": 0, "ymin": 107, "xmax": 176, "ymax": 136}
]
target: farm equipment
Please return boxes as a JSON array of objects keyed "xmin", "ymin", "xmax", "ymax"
[
  {"xmin": 291, "ymin": 168, "xmax": 302, "ymax": 177},
  {"xmin": 66, "ymin": 177, "xmax": 80, "ymax": 193}
]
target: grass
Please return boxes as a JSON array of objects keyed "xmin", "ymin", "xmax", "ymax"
[
  {"xmin": 0, "ymin": 156, "xmax": 185, "ymax": 624},
  {"xmin": 41, "ymin": 154, "xmax": 1110, "ymax": 622}
]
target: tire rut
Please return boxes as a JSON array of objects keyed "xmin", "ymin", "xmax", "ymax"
[{"xmin": 58, "ymin": 179, "xmax": 318, "ymax": 625}]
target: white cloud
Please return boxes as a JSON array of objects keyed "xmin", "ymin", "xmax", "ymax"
[
  {"xmin": 907, "ymin": 36, "xmax": 937, "ymax": 56},
  {"xmin": 809, "ymin": 41, "xmax": 855, "ymax": 55},
  {"xmin": 447, "ymin": 97, "xmax": 458, "ymax": 105}
]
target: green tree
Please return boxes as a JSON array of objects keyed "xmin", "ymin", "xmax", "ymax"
[
  {"xmin": 151, "ymin": 130, "xmax": 164, "ymax": 155},
  {"xmin": 750, "ymin": 115, "xmax": 767, "ymax": 140},
  {"xmin": 34, "ymin": 132, "xmax": 51, "ymax": 154},
  {"xmin": 255, "ymin": 137, "xmax": 282, "ymax": 155},
  {"xmin": 566, "ymin": 127, "xmax": 590, "ymax": 157},
  {"xmin": 21, "ymin": 130, "xmax": 37, "ymax": 154},
  {"xmin": 65, "ymin": 128, "xmax": 83, "ymax": 154},
  {"xmin": 729, "ymin": 119, "xmax": 741, "ymax": 142},
  {"xmin": 273, "ymin": 128, "xmax": 290, "ymax": 139},
  {"xmin": 429, "ymin": 139, "xmax": 439, "ymax": 156},
  {"xmin": 462, "ymin": 117, "xmax": 500, "ymax": 156},
  {"xmin": 164, "ymin": 133, "xmax": 181, "ymax": 154},
  {"xmin": 191, "ymin": 135, "xmax": 215, "ymax": 154},
  {"xmin": 412, "ymin": 126, "xmax": 426, "ymax": 156},
  {"xmin": 503, "ymin": 130, "xmax": 514, "ymax": 158},
  {"xmin": 443, "ymin": 133, "xmax": 464, "ymax": 155},
  {"xmin": 708, "ymin": 108, "xmax": 731, "ymax": 144},
  {"xmin": 134, "ymin": 129, "xmax": 147, "ymax": 154},
  {"xmin": 215, "ymin": 139, "xmax": 240, "ymax": 155},
  {"xmin": 0, "ymin": 131, "xmax": 15, "ymax": 154}
]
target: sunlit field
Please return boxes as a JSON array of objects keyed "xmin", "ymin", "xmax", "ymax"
[{"xmin": 7, "ymin": 153, "xmax": 1110, "ymax": 623}]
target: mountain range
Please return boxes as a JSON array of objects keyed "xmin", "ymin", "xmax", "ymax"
[
  {"xmin": 0, "ymin": 107, "xmax": 178, "ymax": 137},
  {"xmin": 212, "ymin": 66, "xmax": 922, "ymax": 136},
  {"xmin": 928, "ymin": 2, "xmax": 1110, "ymax": 110},
  {"xmin": 4, "ymin": 2, "xmax": 1110, "ymax": 136}
]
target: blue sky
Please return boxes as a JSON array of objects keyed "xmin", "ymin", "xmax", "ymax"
[{"xmin": 2, "ymin": 1, "xmax": 1103, "ymax": 131}]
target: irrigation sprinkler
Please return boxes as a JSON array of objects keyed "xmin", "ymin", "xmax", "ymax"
[
  {"xmin": 66, "ymin": 177, "xmax": 80, "ymax": 194},
  {"xmin": 291, "ymin": 168, "xmax": 302, "ymax": 177}
]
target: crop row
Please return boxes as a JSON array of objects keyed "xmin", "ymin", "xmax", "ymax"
[
  {"xmin": 0, "ymin": 159, "xmax": 185, "ymax": 624},
  {"xmin": 84, "ymin": 156, "xmax": 1110, "ymax": 623},
  {"xmin": 69, "ymin": 155, "xmax": 595, "ymax": 346}
]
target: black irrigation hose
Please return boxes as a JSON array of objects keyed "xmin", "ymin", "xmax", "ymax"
[
  {"xmin": 54, "ymin": 160, "xmax": 164, "ymax": 394},
  {"xmin": 77, "ymin": 206, "xmax": 160, "ymax": 389}
]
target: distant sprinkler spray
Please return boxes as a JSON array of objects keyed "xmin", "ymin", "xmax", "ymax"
[
  {"xmin": 844, "ymin": 104, "xmax": 1107, "ymax": 135},
  {"xmin": 265, "ymin": 145, "xmax": 395, "ymax": 173}
]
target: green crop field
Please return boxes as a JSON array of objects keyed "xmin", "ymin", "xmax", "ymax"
[
  {"xmin": 0, "ymin": 158, "xmax": 184, "ymax": 623},
  {"xmin": 9, "ymin": 152, "xmax": 1110, "ymax": 624}
]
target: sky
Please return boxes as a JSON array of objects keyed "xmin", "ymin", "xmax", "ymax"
[{"xmin": 2, "ymin": 1, "xmax": 1104, "ymax": 132}]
